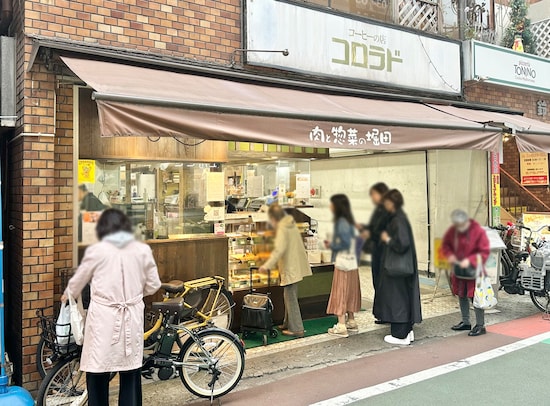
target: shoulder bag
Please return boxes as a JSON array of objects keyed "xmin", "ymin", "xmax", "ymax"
[
  {"xmin": 384, "ymin": 248, "xmax": 414, "ymax": 277},
  {"xmin": 335, "ymin": 239, "xmax": 358, "ymax": 271}
]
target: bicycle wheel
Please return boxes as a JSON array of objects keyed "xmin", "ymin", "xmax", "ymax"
[
  {"xmin": 177, "ymin": 328, "xmax": 245, "ymax": 399},
  {"xmin": 36, "ymin": 356, "xmax": 87, "ymax": 406},
  {"xmin": 530, "ymin": 290, "xmax": 550, "ymax": 312},
  {"xmin": 37, "ymin": 337, "xmax": 55, "ymax": 379},
  {"xmin": 208, "ymin": 288, "xmax": 234, "ymax": 330}
]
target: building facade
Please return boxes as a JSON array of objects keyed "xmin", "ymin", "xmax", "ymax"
[{"xmin": 0, "ymin": 0, "xmax": 549, "ymax": 391}]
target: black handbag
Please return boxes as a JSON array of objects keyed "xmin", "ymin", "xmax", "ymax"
[
  {"xmin": 384, "ymin": 249, "xmax": 414, "ymax": 278},
  {"xmin": 453, "ymin": 264, "xmax": 477, "ymax": 280}
]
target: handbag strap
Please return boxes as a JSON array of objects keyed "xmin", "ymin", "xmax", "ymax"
[{"xmin": 68, "ymin": 293, "xmax": 85, "ymax": 315}]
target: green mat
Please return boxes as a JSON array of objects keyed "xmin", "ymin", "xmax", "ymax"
[{"xmin": 241, "ymin": 316, "xmax": 337, "ymax": 349}]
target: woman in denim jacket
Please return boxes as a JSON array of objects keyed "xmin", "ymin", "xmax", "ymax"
[{"xmin": 325, "ymin": 194, "xmax": 361, "ymax": 338}]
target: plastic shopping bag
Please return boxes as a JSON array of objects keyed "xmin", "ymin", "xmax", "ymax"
[
  {"xmin": 68, "ymin": 294, "xmax": 86, "ymax": 346},
  {"xmin": 56, "ymin": 303, "xmax": 72, "ymax": 346},
  {"xmin": 473, "ymin": 275, "xmax": 498, "ymax": 310}
]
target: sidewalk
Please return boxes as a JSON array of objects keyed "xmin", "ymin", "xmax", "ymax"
[
  {"xmin": 135, "ymin": 287, "xmax": 540, "ymax": 405},
  {"xmin": 190, "ymin": 313, "xmax": 550, "ymax": 405}
]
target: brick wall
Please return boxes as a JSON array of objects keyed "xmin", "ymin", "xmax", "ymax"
[
  {"xmin": 25, "ymin": 0, "xmax": 241, "ymax": 63},
  {"xmin": 465, "ymin": 84, "xmax": 550, "ymax": 206},
  {"xmin": 8, "ymin": 0, "xmax": 243, "ymax": 390}
]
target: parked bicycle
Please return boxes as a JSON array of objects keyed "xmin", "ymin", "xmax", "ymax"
[
  {"xmin": 37, "ymin": 275, "xmax": 235, "ymax": 378},
  {"xmin": 492, "ymin": 224, "xmax": 550, "ymax": 312},
  {"xmin": 36, "ymin": 293, "xmax": 245, "ymax": 405}
]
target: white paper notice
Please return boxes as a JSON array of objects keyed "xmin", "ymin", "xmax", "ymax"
[
  {"xmin": 248, "ymin": 176, "xmax": 264, "ymax": 197},
  {"xmin": 295, "ymin": 174, "xmax": 311, "ymax": 199},
  {"xmin": 206, "ymin": 172, "xmax": 225, "ymax": 202}
]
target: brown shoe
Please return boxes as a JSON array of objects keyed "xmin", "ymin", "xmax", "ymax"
[
  {"xmin": 282, "ymin": 330, "xmax": 304, "ymax": 338},
  {"xmin": 277, "ymin": 324, "xmax": 288, "ymax": 330}
]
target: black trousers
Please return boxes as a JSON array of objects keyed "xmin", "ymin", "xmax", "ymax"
[
  {"xmin": 87, "ymin": 369, "xmax": 142, "ymax": 406},
  {"xmin": 390, "ymin": 322, "xmax": 413, "ymax": 339}
]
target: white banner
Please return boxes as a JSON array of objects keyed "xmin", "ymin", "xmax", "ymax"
[
  {"xmin": 465, "ymin": 40, "xmax": 550, "ymax": 94},
  {"xmin": 246, "ymin": 0, "xmax": 461, "ymax": 95}
]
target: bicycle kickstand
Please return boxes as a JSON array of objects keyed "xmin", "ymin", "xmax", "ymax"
[{"xmin": 209, "ymin": 389, "xmax": 221, "ymax": 406}]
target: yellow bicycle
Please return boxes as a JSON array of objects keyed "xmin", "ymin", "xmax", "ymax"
[
  {"xmin": 144, "ymin": 276, "xmax": 235, "ymax": 345},
  {"xmin": 37, "ymin": 276, "xmax": 235, "ymax": 378}
]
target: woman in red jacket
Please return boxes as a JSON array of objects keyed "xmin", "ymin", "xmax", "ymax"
[{"xmin": 441, "ymin": 209, "xmax": 490, "ymax": 336}]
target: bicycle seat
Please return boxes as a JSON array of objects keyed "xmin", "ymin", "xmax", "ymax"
[
  {"xmin": 161, "ymin": 280, "xmax": 185, "ymax": 294},
  {"xmin": 515, "ymin": 251, "xmax": 529, "ymax": 260},
  {"xmin": 151, "ymin": 298, "xmax": 186, "ymax": 317}
]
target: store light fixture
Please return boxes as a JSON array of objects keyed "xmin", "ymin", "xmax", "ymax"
[{"xmin": 230, "ymin": 48, "xmax": 289, "ymax": 67}]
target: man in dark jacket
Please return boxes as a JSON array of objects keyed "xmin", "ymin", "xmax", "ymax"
[
  {"xmin": 78, "ymin": 184, "xmax": 106, "ymax": 242},
  {"xmin": 79, "ymin": 184, "xmax": 105, "ymax": 212}
]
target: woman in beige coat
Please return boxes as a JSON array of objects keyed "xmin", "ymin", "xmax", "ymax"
[
  {"xmin": 260, "ymin": 204, "xmax": 312, "ymax": 337},
  {"xmin": 62, "ymin": 209, "xmax": 161, "ymax": 406}
]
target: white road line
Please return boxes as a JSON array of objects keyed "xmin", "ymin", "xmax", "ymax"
[{"xmin": 310, "ymin": 331, "xmax": 550, "ymax": 406}]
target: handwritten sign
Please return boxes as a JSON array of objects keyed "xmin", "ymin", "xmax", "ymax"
[{"xmin": 520, "ymin": 152, "xmax": 549, "ymax": 186}]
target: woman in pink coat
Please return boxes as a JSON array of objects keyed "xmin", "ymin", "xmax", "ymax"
[{"xmin": 62, "ymin": 209, "xmax": 161, "ymax": 406}]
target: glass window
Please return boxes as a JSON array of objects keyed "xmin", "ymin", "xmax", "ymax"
[
  {"xmin": 78, "ymin": 161, "xmax": 219, "ymax": 243},
  {"xmin": 301, "ymin": 0, "xmax": 394, "ymax": 24}
]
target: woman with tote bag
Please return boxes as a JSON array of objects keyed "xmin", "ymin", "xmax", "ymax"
[
  {"xmin": 62, "ymin": 209, "xmax": 161, "ymax": 406},
  {"xmin": 325, "ymin": 194, "xmax": 361, "ymax": 338},
  {"xmin": 374, "ymin": 189, "xmax": 422, "ymax": 346},
  {"xmin": 441, "ymin": 209, "xmax": 490, "ymax": 337}
]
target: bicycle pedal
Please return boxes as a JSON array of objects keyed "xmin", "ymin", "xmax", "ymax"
[{"xmin": 141, "ymin": 369, "xmax": 154, "ymax": 379}]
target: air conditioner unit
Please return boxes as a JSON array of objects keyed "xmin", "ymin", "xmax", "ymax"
[{"xmin": 0, "ymin": 36, "xmax": 16, "ymax": 128}]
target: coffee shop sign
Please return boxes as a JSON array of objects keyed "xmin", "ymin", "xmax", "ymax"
[{"xmin": 309, "ymin": 126, "xmax": 392, "ymax": 146}]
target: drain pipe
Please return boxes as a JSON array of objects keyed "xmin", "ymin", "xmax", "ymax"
[{"xmin": 0, "ymin": 0, "xmax": 13, "ymax": 35}]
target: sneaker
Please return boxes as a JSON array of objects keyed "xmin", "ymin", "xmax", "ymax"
[
  {"xmin": 328, "ymin": 323, "xmax": 349, "ymax": 338},
  {"xmin": 346, "ymin": 320, "xmax": 359, "ymax": 331},
  {"xmin": 384, "ymin": 334, "xmax": 411, "ymax": 345},
  {"xmin": 408, "ymin": 330, "xmax": 415, "ymax": 342}
]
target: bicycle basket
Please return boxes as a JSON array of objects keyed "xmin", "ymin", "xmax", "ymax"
[{"xmin": 36, "ymin": 308, "xmax": 78, "ymax": 354}]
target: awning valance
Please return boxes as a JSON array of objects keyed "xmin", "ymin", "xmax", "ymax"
[{"xmin": 61, "ymin": 56, "xmax": 549, "ymax": 153}]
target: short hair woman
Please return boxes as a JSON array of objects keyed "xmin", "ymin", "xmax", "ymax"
[
  {"xmin": 62, "ymin": 209, "xmax": 162, "ymax": 406},
  {"xmin": 375, "ymin": 190, "xmax": 422, "ymax": 345}
]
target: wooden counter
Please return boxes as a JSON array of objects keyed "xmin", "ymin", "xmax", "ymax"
[{"xmin": 78, "ymin": 234, "xmax": 229, "ymax": 304}]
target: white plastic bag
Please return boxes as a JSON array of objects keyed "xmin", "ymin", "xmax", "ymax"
[
  {"xmin": 56, "ymin": 303, "xmax": 72, "ymax": 346},
  {"xmin": 68, "ymin": 294, "xmax": 86, "ymax": 346},
  {"xmin": 473, "ymin": 274, "xmax": 498, "ymax": 310}
]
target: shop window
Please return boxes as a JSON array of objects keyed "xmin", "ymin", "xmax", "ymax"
[
  {"xmin": 77, "ymin": 159, "xmax": 311, "ymax": 245},
  {"xmin": 298, "ymin": 0, "xmax": 394, "ymax": 24},
  {"xmin": 78, "ymin": 161, "xmax": 219, "ymax": 244}
]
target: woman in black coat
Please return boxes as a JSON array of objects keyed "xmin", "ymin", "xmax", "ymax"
[
  {"xmin": 360, "ymin": 182, "xmax": 390, "ymax": 291},
  {"xmin": 374, "ymin": 189, "xmax": 422, "ymax": 345}
]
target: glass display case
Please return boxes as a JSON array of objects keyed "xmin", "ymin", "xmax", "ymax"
[{"xmin": 226, "ymin": 209, "xmax": 323, "ymax": 292}]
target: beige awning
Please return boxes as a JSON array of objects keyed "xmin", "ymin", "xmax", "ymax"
[
  {"xmin": 61, "ymin": 56, "xmax": 523, "ymax": 152},
  {"xmin": 427, "ymin": 104, "xmax": 550, "ymax": 153}
]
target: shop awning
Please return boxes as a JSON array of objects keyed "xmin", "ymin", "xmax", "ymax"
[
  {"xmin": 61, "ymin": 56, "xmax": 546, "ymax": 152},
  {"xmin": 427, "ymin": 105, "xmax": 550, "ymax": 153}
]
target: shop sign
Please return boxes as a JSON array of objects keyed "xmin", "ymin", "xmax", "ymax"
[
  {"xmin": 520, "ymin": 152, "xmax": 549, "ymax": 186},
  {"xmin": 490, "ymin": 152, "xmax": 500, "ymax": 225},
  {"xmin": 78, "ymin": 160, "xmax": 95, "ymax": 184},
  {"xmin": 464, "ymin": 41, "xmax": 550, "ymax": 94},
  {"xmin": 537, "ymin": 100, "xmax": 548, "ymax": 117},
  {"xmin": 245, "ymin": 0, "xmax": 461, "ymax": 95},
  {"xmin": 309, "ymin": 125, "xmax": 391, "ymax": 147}
]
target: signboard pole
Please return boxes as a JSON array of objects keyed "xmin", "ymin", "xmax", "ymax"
[{"xmin": 490, "ymin": 152, "xmax": 501, "ymax": 226}]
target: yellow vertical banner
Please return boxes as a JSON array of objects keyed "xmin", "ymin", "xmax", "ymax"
[{"xmin": 78, "ymin": 160, "xmax": 96, "ymax": 184}]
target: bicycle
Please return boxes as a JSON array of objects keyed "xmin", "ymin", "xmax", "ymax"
[
  {"xmin": 37, "ymin": 297, "xmax": 245, "ymax": 405},
  {"xmin": 37, "ymin": 275, "xmax": 235, "ymax": 378}
]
